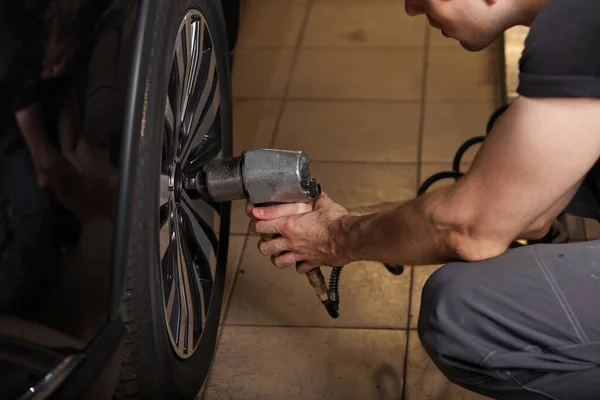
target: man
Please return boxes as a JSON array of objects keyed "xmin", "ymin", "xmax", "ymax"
[{"xmin": 246, "ymin": 0, "xmax": 600, "ymax": 398}]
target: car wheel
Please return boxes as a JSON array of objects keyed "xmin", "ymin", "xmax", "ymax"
[{"xmin": 115, "ymin": 0, "xmax": 232, "ymax": 398}]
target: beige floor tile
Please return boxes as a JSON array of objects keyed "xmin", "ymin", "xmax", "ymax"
[
  {"xmin": 274, "ymin": 101, "xmax": 420, "ymax": 162},
  {"xmin": 562, "ymin": 214, "xmax": 586, "ymax": 242},
  {"xmin": 289, "ymin": 49, "xmax": 424, "ymax": 100},
  {"xmin": 233, "ymin": 100, "xmax": 281, "ymax": 154},
  {"xmin": 427, "ymin": 49, "xmax": 499, "ymax": 101},
  {"xmin": 409, "ymin": 264, "xmax": 442, "ymax": 328},
  {"xmin": 230, "ymin": 200, "xmax": 250, "ymax": 235},
  {"xmin": 405, "ymin": 331, "xmax": 492, "ymax": 400},
  {"xmin": 422, "ymin": 102, "xmax": 494, "ymax": 162},
  {"xmin": 232, "ymin": 48, "xmax": 295, "ymax": 98},
  {"xmin": 237, "ymin": 0, "xmax": 308, "ymax": 48},
  {"xmin": 585, "ymin": 218, "xmax": 600, "ymax": 240},
  {"xmin": 302, "ymin": 3, "xmax": 426, "ymax": 48},
  {"xmin": 419, "ymin": 162, "xmax": 471, "ymax": 193},
  {"xmin": 220, "ymin": 236, "xmax": 247, "ymax": 322},
  {"xmin": 204, "ymin": 326, "xmax": 407, "ymax": 400},
  {"xmin": 226, "ymin": 242, "xmax": 411, "ymax": 327},
  {"xmin": 311, "ymin": 162, "xmax": 418, "ymax": 208}
]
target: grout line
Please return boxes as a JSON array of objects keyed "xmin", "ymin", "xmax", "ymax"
[
  {"xmin": 403, "ymin": 266, "xmax": 416, "ymax": 398},
  {"xmin": 402, "ymin": 24, "xmax": 431, "ymax": 400},
  {"xmin": 234, "ymin": 96, "xmax": 494, "ymax": 104},
  {"xmin": 223, "ymin": 323, "xmax": 418, "ymax": 331},
  {"xmin": 235, "ymin": 44, "xmax": 470, "ymax": 52},
  {"xmin": 268, "ymin": 0, "xmax": 315, "ymax": 147},
  {"xmin": 415, "ymin": 28, "xmax": 431, "ymax": 192},
  {"xmin": 235, "ymin": 97, "xmax": 421, "ymax": 104},
  {"xmin": 237, "ymin": 45, "xmax": 433, "ymax": 51},
  {"xmin": 206, "ymin": 233, "xmax": 251, "ymax": 396},
  {"xmin": 220, "ymin": 233, "xmax": 251, "ymax": 326}
]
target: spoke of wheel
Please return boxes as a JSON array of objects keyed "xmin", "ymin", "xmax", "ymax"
[
  {"xmin": 165, "ymin": 96, "xmax": 175, "ymax": 135},
  {"xmin": 187, "ymin": 136, "xmax": 222, "ymax": 170},
  {"xmin": 190, "ymin": 260, "xmax": 207, "ymax": 331},
  {"xmin": 175, "ymin": 21, "xmax": 188, "ymax": 123},
  {"xmin": 165, "ymin": 96, "xmax": 177, "ymax": 159},
  {"xmin": 181, "ymin": 50, "xmax": 221, "ymax": 165},
  {"xmin": 182, "ymin": 15, "xmax": 193, "ymax": 111},
  {"xmin": 191, "ymin": 21, "xmax": 203, "ymax": 88},
  {"xmin": 159, "ymin": 203, "xmax": 171, "ymax": 261},
  {"xmin": 180, "ymin": 200, "xmax": 216, "ymax": 282},
  {"xmin": 174, "ymin": 209, "xmax": 194, "ymax": 354},
  {"xmin": 181, "ymin": 191, "xmax": 219, "ymax": 249},
  {"xmin": 184, "ymin": 48, "xmax": 216, "ymax": 144},
  {"xmin": 181, "ymin": 19, "xmax": 204, "ymax": 133},
  {"xmin": 162, "ymin": 199, "xmax": 177, "ymax": 324},
  {"xmin": 164, "ymin": 256, "xmax": 176, "ymax": 328},
  {"xmin": 181, "ymin": 83, "xmax": 219, "ymax": 166},
  {"xmin": 180, "ymin": 222, "xmax": 207, "ymax": 334},
  {"xmin": 159, "ymin": 174, "xmax": 171, "ymax": 208},
  {"xmin": 190, "ymin": 49, "xmax": 215, "ymax": 135}
]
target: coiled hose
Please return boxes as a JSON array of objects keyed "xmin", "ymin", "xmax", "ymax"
[
  {"xmin": 419, "ymin": 104, "xmax": 510, "ymax": 195},
  {"xmin": 326, "ymin": 266, "xmax": 343, "ymax": 318},
  {"xmin": 323, "ymin": 105, "xmax": 515, "ymax": 319}
]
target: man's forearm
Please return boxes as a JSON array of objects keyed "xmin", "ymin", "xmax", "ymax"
[
  {"xmin": 340, "ymin": 192, "xmax": 460, "ymax": 266},
  {"xmin": 348, "ymin": 202, "xmax": 400, "ymax": 217}
]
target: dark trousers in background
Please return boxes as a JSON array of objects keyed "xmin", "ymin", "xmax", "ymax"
[{"xmin": 0, "ymin": 117, "xmax": 60, "ymax": 314}]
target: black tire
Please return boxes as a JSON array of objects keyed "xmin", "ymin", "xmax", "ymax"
[
  {"xmin": 220, "ymin": 0, "xmax": 241, "ymax": 55},
  {"xmin": 115, "ymin": 0, "xmax": 232, "ymax": 398}
]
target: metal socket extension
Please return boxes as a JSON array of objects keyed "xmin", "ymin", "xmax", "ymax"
[{"xmin": 203, "ymin": 156, "xmax": 246, "ymax": 202}]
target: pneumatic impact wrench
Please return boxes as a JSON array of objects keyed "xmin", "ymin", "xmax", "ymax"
[{"xmin": 185, "ymin": 149, "xmax": 342, "ymax": 319}]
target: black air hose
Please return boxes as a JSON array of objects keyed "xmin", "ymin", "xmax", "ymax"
[
  {"xmin": 418, "ymin": 171, "xmax": 464, "ymax": 196},
  {"xmin": 318, "ymin": 266, "xmax": 343, "ymax": 319},
  {"xmin": 328, "ymin": 266, "xmax": 343, "ymax": 307},
  {"xmin": 452, "ymin": 137, "xmax": 485, "ymax": 173},
  {"xmin": 419, "ymin": 104, "xmax": 511, "ymax": 195}
]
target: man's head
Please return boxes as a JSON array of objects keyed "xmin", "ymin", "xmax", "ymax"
[{"xmin": 405, "ymin": 0, "xmax": 547, "ymax": 51}]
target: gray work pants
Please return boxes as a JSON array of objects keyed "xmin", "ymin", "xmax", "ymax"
[{"xmin": 418, "ymin": 171, "xmax": 600, "ymax": 399}]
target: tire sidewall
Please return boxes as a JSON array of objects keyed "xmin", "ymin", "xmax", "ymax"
[{"xmin": 128, "ymin": 0, "xmax": 232, "ymax": 397}]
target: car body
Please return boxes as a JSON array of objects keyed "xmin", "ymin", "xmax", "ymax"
[{"xmin": 0, "ymin": 0, "xmax": 239, "ymax": 398}]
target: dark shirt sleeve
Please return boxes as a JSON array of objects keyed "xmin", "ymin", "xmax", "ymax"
[
  {"xmin": 517, "ymin": 0, "xmax": 600, "ymax": 99},
  {"xmin": 0, "ymin": 1, "xmax": 49, "ymax": 112}
]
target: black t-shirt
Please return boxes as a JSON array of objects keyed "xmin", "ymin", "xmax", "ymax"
[
  {"xmin": 518, "ymin": 0, "xmax": 600, "ymax": 99},
  {"xmin": 518, "ymin": 0, "xmax": 600, "ymax": 220}
]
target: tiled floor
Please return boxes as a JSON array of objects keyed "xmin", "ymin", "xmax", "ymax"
[{"xmin": 203, "ymin": 0, "xmax": 503, "ymax": 398}]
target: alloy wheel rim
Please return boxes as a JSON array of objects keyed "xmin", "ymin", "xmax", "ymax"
[{"xmin": 159, "ymin": 9, "xmax": 223, "ymax": 360}]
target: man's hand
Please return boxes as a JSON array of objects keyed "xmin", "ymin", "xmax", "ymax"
[{"xmin": 246, "ymin": 194, "xmax": 350, "ymax": 274}]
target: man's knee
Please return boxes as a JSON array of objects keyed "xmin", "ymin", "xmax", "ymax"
[
  {"xmin": 417, "ymin": 262, "xmax": 486, "ymax": 384},
  {"xmin": 417, "ymin": 261, "xmax": 475, "ymax": 336}
]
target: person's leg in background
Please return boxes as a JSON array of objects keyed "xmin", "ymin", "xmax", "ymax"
[
  {"xmin": 0, "ymin": 117, "xmax": 60, "ymax": 315},
  {"xmin": 417, "ymin": 239, "xmax": 600, "ymax": 400}
]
